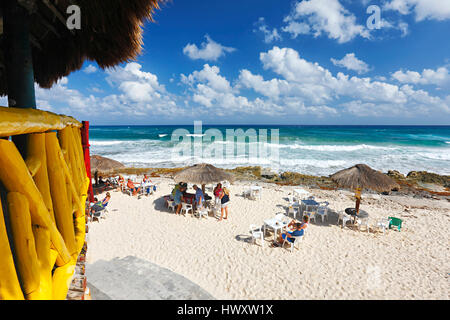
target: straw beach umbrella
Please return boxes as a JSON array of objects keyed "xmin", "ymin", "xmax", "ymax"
[
  {"xmin": 0, "ymin": 0, "xmax": 164, "ymax": 97},
  {"xmin": 330, "ymin": 164, "xmax": 399, "ymax": 213},
  {"xmin": 173, "ymin": 163, "xmax": 234, "ymax": 193},
  {"xmin": 1, "ymin": 0, "xmax": 164, "ymax": 154},
  {"xmin": 90, "ymin": 155, "xmax": 125, "ymax": 174}
]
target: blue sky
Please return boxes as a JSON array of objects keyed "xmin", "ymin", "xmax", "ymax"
[{"xmin": 13, "ymin": 0, "xmax": 450, "ymax": 125}]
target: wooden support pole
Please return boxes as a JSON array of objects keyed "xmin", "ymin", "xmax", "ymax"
[{"xmin": 2, "ymin": 0, "xmax": 37, "ymax": 157}]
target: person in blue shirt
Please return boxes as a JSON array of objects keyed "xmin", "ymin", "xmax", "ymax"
[
  {"xmin": 278, "ymin": 215, "xmax": 308, "ymax": 244},
  {"xmin": 193, "ymin": 185, "xmax": 204, "ymax": 209},
  {"xmin": 174, "ymin": 185, "xmax": 186, "ymax": 215},
  {"xmin": 90, "ymin": 192, "xmax": 111, "ymax": 215}
]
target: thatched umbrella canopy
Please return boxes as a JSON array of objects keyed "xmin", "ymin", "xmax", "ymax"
[
  {"xmin": 0, "ymin": 0, "xmax": 163, "ymax": 96},
  {"xmin": 330, "ymin": 164, "xmax": 399, "ymax": 192},
  {"xmin": 90, "ymin": 155, "xmax": 125, "ymax": 174},
  {"xmin": 330, "ymin": 164, "xmax": 399, "ymax": 214},
  {"xmin": 173, "ymin": 163, "xmax": 234, "ymax": 192}
]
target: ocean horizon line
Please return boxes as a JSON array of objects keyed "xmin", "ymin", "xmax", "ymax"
[{"xmin": 90, "ymin": 124, "xmax": 450, "ymax": 127}]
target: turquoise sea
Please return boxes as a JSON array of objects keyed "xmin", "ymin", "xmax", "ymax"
[{"xmin": 89, "ymin": 125, "xmax": 450, "ymax": 176}]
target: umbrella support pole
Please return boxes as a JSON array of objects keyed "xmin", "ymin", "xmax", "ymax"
[{"xmin": 2, "ymin": 0, "xmax": 37, "ymax": 157}]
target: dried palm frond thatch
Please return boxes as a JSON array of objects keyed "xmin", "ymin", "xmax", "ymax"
[
  {"xmin": 173, "ymin": 163, "xmax": 234, "ymax": 186},
  {"xmin": 90, "ymin": 155, "xmax": 125, "ymax": 173},
  {"xmin": 0, "ymin": 0, "xmax": 164, "ymax": 96},
  {"xmin": 330, "ymin": 164, "xmax": 399, "ymax": 192}
]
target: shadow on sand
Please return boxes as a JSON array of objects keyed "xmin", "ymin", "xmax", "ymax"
[{"xmin": 86, "ymin": 256, "xmax": 215, "ymax": 300}]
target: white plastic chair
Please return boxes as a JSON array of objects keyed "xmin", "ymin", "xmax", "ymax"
[
  {"xmin": 357, "ymin": 217, "xmax": 370, "ymax": 233},
  {"xmin": 283, "ymin": 233, "xmax": 304, "ymax": 252},
  {"xmin": 167, "ymin": 200, "xmax": 176, "ymax": 212},
  {"xmin": 303, "ymin": 210, "xmax": 316, "ymax": 223},
  {"xmin": 376, "ymin": 218, "xmax": 391, "ymax": 233},
  {"xmin": 316, "ymin": 204, "xmax": 329, "ymax": 223},
  {"xmin": 181, "ymin": 203, "xmax": 193, "ymax": 216},
  {"xmin": 252, "ymin": 187, "xmax": 262, "ymax": 200},
  {"xmin": 249, "ymin": 224, "xmax": 264, "ymax": 247},
  {"xmin": 338, "ymin": 211, "xmax": 352, "ymax": 228},
  {"xmin": 287, "ymin": 204, "xmax": 297, "ymax": 219},
  {"xmin": 243, "ymin": 188, "xmax": 253, "ymax": 199},
  {"xmin": 211, "ymin": 203, "xmax": 220, "ymax": 218},
  {"xmin": 275, "ymin": 213, "xmax": 286, "ymax": 221},
  {"xmin": 196, "ymin": 207, "xmax": 208, "ymax": 219}
]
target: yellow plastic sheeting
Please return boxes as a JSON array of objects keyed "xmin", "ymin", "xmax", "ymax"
[
  {"xmin": 26, "ymin": 134, "xmax": 55, "ymax": 223},
  {"xmin": 0, "ymin": 139, "xmax": 72, "ymax": 265},
  {"xmin": 32, "ymin": 225, "xmax": 53, "ymax": 299},
  {"xmin": 7, "ymin": 192, "xmax": 41, "ymax": 299},
  {"xmin": 52, "ymin": 262, "xmax": 76, "ymax": 300},
  {"xmin": 0, "ymin": 196, "xmax": 24, "ymax": 300},
  {"xmin": 0, "ymin": 106, "xmax": 81, "ymax": 137},
  {"xmin": 0, "ymin": 120, "xmax": 88, "ymax": 300},
  {"xmin": 45, "ymin": 133, "xmax": 77, "ymax": 259}
]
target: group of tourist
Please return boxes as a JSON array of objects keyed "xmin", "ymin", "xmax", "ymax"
[
  {"xmin": 170, "ymin": 181, "xmax": 231, "ymax": 221},
  {"xmin": 117, "ymin": 174, "xmax": 156, "ymax": 196}
]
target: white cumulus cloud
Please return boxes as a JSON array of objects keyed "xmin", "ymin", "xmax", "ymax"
[
  {"xmin": 392, "ymin": 66, "xmax": 450, "ymax": 87},
  {"xmin": 282, "ymin": 0, "xmax": 370, "ymax": 43},
  {"xmin": 384, "ymin": 0, "xmax": 450, "ymax": 21},
  {"xmin": 254, "ymin": 17, "xmax": 283, "ymax": 43},
  {"xmin": 331, "ymin": 53, "xmax": 371, "ymax": 74},
  {"xmin": 183, "ymin": 35, "xmax": 236, "ymax": 61}
]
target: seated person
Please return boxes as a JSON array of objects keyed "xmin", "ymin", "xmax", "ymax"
[
  {"xmin": 90, "ymin": 192, "xmax": 111, "ymax": 214},
  {"xmin": 193, "ymin": 185, "xmax": 205, "ymax": 210},
  {"xmin": 174, "ymin": 185, "xmax": 186, "ymax": 215},
  {"xmin": 278, "ymin": 215, "xmax": 309, "ymax": 244},
  {"xmin": 142, "ymin": 174, "xmax": 156, "ymax": 194},
  {"xmin": 127, "ymin": 179, "xmax": 141, "ymax": 196},
  {"xmin": 117, "ymin": 175, "xmax": 125, "ymax": 191}
]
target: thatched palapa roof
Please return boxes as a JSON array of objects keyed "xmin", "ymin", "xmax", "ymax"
[
  {"xmin": 173, "ymin": 163, "xmax": 234, "ymax": 185},
  {"xmin": 90, "ymin": 155, "xmax": 125, "ymax": 173},
  {"xmin": 330, "ymin": 164, "xmax": 399, "ymax": 192},
  {"xmin": 0, "ymin": 0, "xmax": 163, "ymax": 96}
]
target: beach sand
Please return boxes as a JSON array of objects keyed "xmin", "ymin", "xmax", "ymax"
[{"xmin": 86, "ymin": 178, "xmax": 449, "ymax": 299}]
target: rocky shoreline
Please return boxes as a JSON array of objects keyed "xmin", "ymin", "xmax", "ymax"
[{"xmin": 91, "ymin": 155, "xmax": 450, "ymax": 200}]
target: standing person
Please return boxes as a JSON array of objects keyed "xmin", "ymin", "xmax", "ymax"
[
  {"xmin": 213, "ymin": 183, "xmax": 222, "ymax": 206},
  {"xmin": 218, "ymin": 187, "xmax": 230, "ymax": 221},
  {"xmin": 174, "ymin": 185, "xmax": 185, "ymax": 215},
  {"xmin": 193, "ymin": 185, "xmax": 204, "ymax": 210}
]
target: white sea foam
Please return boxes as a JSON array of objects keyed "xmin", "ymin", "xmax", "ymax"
[
  {"xmin": 186, "ymin": 134, "xmax": 206, "ymax": 137},
  {"xmin": 90, "ymin": 137, "xmax": 450, "ymax": 176},
  {"xmin": 90, "ymin": 140, "xmax": 127, "ymax": 146}
]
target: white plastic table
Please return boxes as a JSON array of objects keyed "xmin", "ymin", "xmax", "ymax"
[
  {"xmin": 300, "ymin": 199, "xmax": 320, "ymax": 215},
  {"xmin": 294, "ymin": 188, "xmax": 309, "ymax": 200},
  {"xmin": 263, "ymin": 218, "xmax": 288, "ymax": 241},
  {"xmin": 141, "ymin": 182, "xmax": 155, "ymax": 195}
]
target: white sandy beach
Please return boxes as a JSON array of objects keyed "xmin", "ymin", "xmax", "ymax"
[{"xmin": 86, "ymin": 177, "xmax": 449, "ymax": 300}]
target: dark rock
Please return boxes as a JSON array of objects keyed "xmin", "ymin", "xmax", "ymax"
[{"xmin": 387, "ymin": 170, "xmax": 405, "ymax": 180}]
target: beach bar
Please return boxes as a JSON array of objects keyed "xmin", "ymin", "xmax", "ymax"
[{"xmin": 0, "ymin": 0, "xmax": 162, "ymax": 300}]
